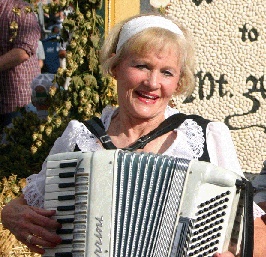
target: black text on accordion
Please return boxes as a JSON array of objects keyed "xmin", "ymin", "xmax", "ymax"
[{"xmin": 43, "ymin": 149, "xmax": 253, "ymax": 257}]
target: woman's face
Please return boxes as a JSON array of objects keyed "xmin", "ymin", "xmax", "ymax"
[{"xmin": 112, "ymin": 47, "xmax": 182, "ymax": 122}]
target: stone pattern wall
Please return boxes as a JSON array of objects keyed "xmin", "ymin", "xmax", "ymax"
[{"xmin": 166, "ymin": 0, "xmax": 266, "ymax": 174}]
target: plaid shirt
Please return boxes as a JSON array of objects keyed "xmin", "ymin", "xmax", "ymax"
[{"xmin": 0, "ymin": 0, "xmax": 41, "ymax": 114}]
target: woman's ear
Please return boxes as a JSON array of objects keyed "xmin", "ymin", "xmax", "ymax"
[
  {"xmin": 111, "ymin": 67, "xmax": 117, "ymax": 79},
  {"xmin": 175, "ymin": 82, "xmax": 182, "ymax": 95}
]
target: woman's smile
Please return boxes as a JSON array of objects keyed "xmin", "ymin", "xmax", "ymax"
[{"xmin": 135, "ymin": 90, "xmax": 159, "ymax": 103}]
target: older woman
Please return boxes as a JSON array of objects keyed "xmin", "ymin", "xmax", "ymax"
[{"xmin": 2, "ymin": 14, "xmax": 265, "ymax": 257}]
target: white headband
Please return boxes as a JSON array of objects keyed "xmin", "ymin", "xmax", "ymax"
[{"xmin": 116, "ymin": 15, "xmax": 184, "ymax": 53}]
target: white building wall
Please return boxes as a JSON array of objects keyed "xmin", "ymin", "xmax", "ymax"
[{"xmin": 163, "ymin": 0, "xmax": 266, "ymax": 175}]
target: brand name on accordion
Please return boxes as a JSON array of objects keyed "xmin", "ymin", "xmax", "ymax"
[{"xmin": 94, "ymin": 216, "xmax": 104, "ymax": 256}]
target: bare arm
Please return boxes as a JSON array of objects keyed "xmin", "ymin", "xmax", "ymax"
[
  {"xmin": 0, "ymin": 48, "xmax": 30, "ymax": 71},
  {"xmin": 213, "ymin": 216, "xmax": 266, "ymax": 257},
  {"xmin": 253, "ymin": 216, "xmax": 266, "ymax": 257},
  {"xmin": 38, "ymin": 59, "xmax": 44, "ymax": 69}
]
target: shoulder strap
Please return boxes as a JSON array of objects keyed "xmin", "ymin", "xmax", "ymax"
[
  {"xmin": 81, "ymin": 113, "xmax": 188, "ymax": 151},
  {"xmin": 81, "ymin": 113, "xmax": 211, "ymax": 162},
  {"xmin": 83, "ymin": 117, "xmax": 117, "ymax": 149},
  {"xmin": 186, "ymin": 114, "xmax": 211, "ymax": 162},
  {"xmin": 123, "ymin": 113, "xmax": 187, "ymax": 151}
]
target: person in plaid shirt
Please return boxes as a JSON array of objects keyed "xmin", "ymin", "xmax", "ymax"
[{"xmin": 0, "ymin": 0, "xmax": 41, "ymax": 130}]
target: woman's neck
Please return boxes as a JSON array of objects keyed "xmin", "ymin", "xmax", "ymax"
[{"xmin": 107, "ymin": 111, "xmax": 171, "ymax": 151}]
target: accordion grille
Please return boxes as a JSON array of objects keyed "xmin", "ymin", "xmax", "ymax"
[{"xmin": 113, "ymin": 151, "xmax": 189, "ymax": 257}]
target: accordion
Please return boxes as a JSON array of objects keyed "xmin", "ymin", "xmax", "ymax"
[{"xmin": 43, "ymin": 149, "xmax": 253, "ymax": 257}]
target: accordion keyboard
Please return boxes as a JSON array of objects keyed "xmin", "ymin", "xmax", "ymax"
[{"xmin": 43, "ymin": 156, "xmax": 79, "ymax": 257}]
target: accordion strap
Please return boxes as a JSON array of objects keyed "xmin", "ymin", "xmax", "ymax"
[
  {"xmin": 82, "ymin": 113, "xmax": 211, "ymax": 161},
  {"xmin": 82, "ymin": 113, "xmax": 189, "ymax": 151},
  {"xmin": 83, "ymin": 117, "xmax": 117, "ymax": 149},
  {"xmin": 123, "ymin": 113, "xmax": 187, "ymax": 151}
]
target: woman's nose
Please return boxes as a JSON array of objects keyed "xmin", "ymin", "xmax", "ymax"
[{"xmin": 145, "ymin": 71, "xmax": 160, "ymax": 88}]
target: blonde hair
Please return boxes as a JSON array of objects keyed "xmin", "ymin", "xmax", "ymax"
[{"xmin": 100, "ymin": 14, "xmax": 196, "ymax": 96}]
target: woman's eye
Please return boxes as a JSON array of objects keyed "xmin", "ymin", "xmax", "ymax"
[
  {"xmin": 135, "ymin": 64, "xmax": 148, "ymax": 70},
  {"xmin": 163, "ymin": 70, "xmax": 173, "ymax": 76}
]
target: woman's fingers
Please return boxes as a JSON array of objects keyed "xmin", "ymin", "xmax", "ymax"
[
  {"xmin": 13, "ymin": 206, "xmax": 62, "ymax": 247},
  {"xmin": 2, "ymin": 197, "xmax": 62, "ymax": 251},
  {"xmin": 25, "ymin": 218, "xmax": 62, "ymax": 245},
  {"xmin": 22, "ymin": 231, "xmax": 60, "ymax": 254},
  {"xmin": 28, "ymin": 206, "xmax": 61, "ymax": 230},
  {"xmin": 24, "ymin": 243, "xmax": 46, "ymax": 255}
]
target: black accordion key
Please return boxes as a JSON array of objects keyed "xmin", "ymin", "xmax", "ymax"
[
  {"xmin": 61, "ymin": 239, "xmax": 73, "ymax": 244},
  {"xmin": 60, "ymin": 162, "xmax": 77, "ymax": 168},
  {"xmin": 57, "ymin": 218, "xmax": 75, "ymax": 224},
  {"xmin": 55, "ymin": 252, "xmax": 72, "ymax": 257},
  {"xmin": 56, "ymin": 228, "xmax": 73, "ymax": 234},
  {"xmin": 57, "ymin": 205, "xmax": 75, "ymax": 211},
  {"xmin": 59, "ymin": 182, "xmax": 75, "ymax": 188},
  {"xmin": 58, "ymin": 195, "xmax": 75, "ymax": 201},
  {"xmin": 59, "ymin": 172, "xmax": 75, "ymax": 178}
]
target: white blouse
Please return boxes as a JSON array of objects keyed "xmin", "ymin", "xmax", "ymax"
[{"xmin": 22, "ymin": 106, "xmax": 265, "ymax": 218}]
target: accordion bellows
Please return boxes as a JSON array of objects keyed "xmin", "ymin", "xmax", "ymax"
[{"xmin": 43, "ymin": 150, "xmax": 249, "ymax": 257}]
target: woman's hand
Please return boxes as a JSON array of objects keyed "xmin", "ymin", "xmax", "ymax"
[
  {"xmin": 1, "ymin": 195, "xmax": 62, "ymax": 254},
  {"xmin": 253, "ymin": 216, "xmax": 266, "ymax": 257}
]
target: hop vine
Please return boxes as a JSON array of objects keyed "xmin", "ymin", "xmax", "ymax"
[{"xmin": 0, "ymin": 0, "xmax": 117, "ymax": 179}]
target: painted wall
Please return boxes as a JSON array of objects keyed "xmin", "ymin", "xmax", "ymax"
[
  {"xmin": 164, "ymin": 0, "xmax": 265, "ymax": 175},
  {"xmin": 105, "ymin": 0, "xmax": 140, "ymax": 32},
  {"xmin": 108, "ymin": 0, "xmax": 266, "ymax": 174}
]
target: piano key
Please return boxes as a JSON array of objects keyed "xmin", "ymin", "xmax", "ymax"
[
  {"xmin": 59, "ymin": 172, "xmax": 75, "ymax": 178},
  {"xmin": 58, "ymin": 195, "xmax": 75, "ymax": 201},
  {"xmin": 46, "ymin": 207, "xmax": 75, "ymax": 216},
  {"xmin": 60, "ymin": 222, "xmax": 74, "ymax": 230},
  {"xmin": 45, "ymin": 199, "xmax": 75, "ymax": 209},
  {"xmin": 45, "ymin": 183, "xmax": 74, "ymax": 193},
  {"xmin": 57, "ymin": 205, "xmax": 75, "ymax": 212},
  {"xmin": 45, "ymin": 190, "xmax": 75, "ymax": 201},
  {"xmin": 46, "ymin": 159, "xmax": 78, "ymax": 169},
  {"xmin": 57, "ymin": 228, "xmax": 73, "ymax": 234},
  {"xmin": 60, "ymin": 161, "xmax": 78, "ymax": 168},
  {"xmin": 42, "ymin": 247, "xmax": 73, "ymax": 257},
  {"xmin": 46, "ymin": 176, "xmax": 75, "ymax": 185},
  {"xmin": 59, "ymin": 182, "xmax": 76, "ymax": 188},
  {"xmin": 61, "ymin": 238, "xmax": 73, "ymax": 245},
  {"xmin": 55, "ymin": 252, "xmax": 72, "ymax": 257},
  {"xmin": 57, "ymin": 215, "xmax": 75, "ymax": 224},
  {"xmin": 46, "ymin": 167, "xmax": 77, "ymax": 177}
]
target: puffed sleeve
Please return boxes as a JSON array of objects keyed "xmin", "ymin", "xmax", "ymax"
[
  {"xmin": 22, "ymin": 120, "xmax": 82, "ymax": 208},
  {"xmin": 206, "ymin": 122, "xmax": 266, "ymax": 218},
  {"xmin": 206, "ymin": 122, "xmax": 243, "ymax": 177}
]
